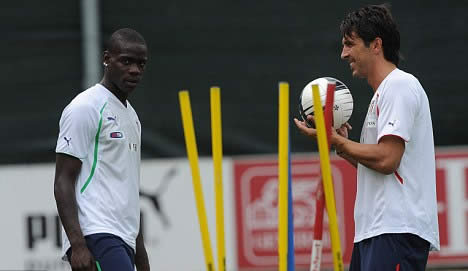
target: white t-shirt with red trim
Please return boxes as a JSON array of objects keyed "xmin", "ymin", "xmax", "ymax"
[
  {"xmin": 355, "ymin": 68, "xmax": 440, "ymax": 250},
  {"xmin": 56, "ymin": 84, "xmax": 141, "ymax": 257}
]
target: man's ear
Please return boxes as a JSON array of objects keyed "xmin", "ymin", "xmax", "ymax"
[
  {"xmin": 371, "ymin": 37, "xmax": 383, "ymax": 54},
  {"xmin": 103, "ymin": 50, "xmax": 110, "ymax": 66}
]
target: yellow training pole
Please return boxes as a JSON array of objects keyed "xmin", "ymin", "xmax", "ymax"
[
  {"xmin": 179, "ymin": 90, "xmax": 216, "ymax": 271},
  {"xmin": 210, "ymin": 87, "xmax": 226, "ymax": 271},
  {"xmin": 312, "ymin": 85, "xmax": 343, "ymax": 271},
  {"xmin": 278, "ymin": 82, "xmax": 289, "ymax": 271}
]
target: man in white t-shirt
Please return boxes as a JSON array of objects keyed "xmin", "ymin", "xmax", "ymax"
[
  {"xmin": 54, "ymin": 28, "xmax": 150, "ymax": 271},
  {"xmin": 294, "ymin": 4, "xmax": 439, "ymax": 271}
]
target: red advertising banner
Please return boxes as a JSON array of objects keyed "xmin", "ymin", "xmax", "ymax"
[
  {"xmin": 234, "ymin": 156, "xmax": 356, "ymax": 270},
  {"xmin": 430, "ymin": 150, "xmax": 468, "ymax": 266},
  {"xmin": 234, "ymin": 149, "xmax": 468, "ymax": 270}
]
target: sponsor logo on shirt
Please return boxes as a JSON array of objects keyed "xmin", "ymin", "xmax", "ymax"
[{"xmin": 110, "ymin": 132, "xmax": 123, "ymax": 138}]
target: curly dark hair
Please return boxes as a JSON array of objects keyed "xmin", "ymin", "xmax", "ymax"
[{"xmin": 340, "ymin": 4, "xmax": 401, "ymax": 66}]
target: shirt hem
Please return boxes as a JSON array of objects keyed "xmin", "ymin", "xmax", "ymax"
[
  {"xmin": 55, "ymin": 150, "xmax": 85, "ymax": 160},
  {"xmin": 377, "ymin": 133, "xmax": 408, "ymax": 143},
  {"xmin": 62, "ymin": 228, "xmax": 137, "ymax": 261},
  {"xmin": 354, "ymin": 228, "xmax": 440, "ymax": 251}
]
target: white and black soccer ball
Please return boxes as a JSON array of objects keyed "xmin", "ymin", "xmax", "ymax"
[{"xmin": 298, "ymin": 77, "xmax": 353, "ymax": 129}]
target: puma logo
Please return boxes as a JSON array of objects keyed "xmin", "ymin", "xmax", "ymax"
[
  {"xmin": 64, "ymin": 137, "xmax": 71, "ymax": 146},
  {"xmin": 107, "ymin": 116, "xmax": 117, "ymax": 125}
]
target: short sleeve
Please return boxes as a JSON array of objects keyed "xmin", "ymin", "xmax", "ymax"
[
  {"xmin": 56, "ymin": 103, "xmax": 98, "ymax": 159},
  {"xmin": 377, "ymin": 78, "xmax": 419, "ymax": 143}
]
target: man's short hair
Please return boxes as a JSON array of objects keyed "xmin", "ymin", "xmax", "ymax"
[
  {"xmin": 340, "ymin": 4, "xmax": 401, "ymax": 66},
  {"xmin": 106, "ymin": 28, "xmax": 147, "ymax": 53}
]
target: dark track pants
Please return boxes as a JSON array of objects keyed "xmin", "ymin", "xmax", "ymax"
[
  {"xmin": 349, "ymin": 233, "xmax": 430, "ymax": 271},
  {"xmin": 67, "ymin": 233, "xmax": 135, "ymax": 271}
]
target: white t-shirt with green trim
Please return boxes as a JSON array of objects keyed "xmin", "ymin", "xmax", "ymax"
[
  {"xmin": 56, "ymin": 84, "xmax": 141, "ymax": 257},
  {"xmin": 356, "ymin": 68, "xmax": 440, "ymax": 251}
]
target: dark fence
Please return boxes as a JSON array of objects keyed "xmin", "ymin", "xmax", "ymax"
[{"xmin": 2, "ymin": 0, "xmax": 467, "ymax": 164}]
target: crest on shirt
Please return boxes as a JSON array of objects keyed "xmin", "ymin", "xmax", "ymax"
[
  {"xmin": 368, "ymin": 98, "xmax": 377, "ymax": 115},
  {"xmin": 366, "ymin": 98, "xmax": 378, "ymax": 128}
]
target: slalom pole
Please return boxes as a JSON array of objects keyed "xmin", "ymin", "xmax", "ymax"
[
  {"xmin": 179, "ymin": 90, "xmax": 216, "ymax": 271},
  {"xmin": 278, "ymin": 82, "xmax": 289, "ymax": 271},
  {"xmin": 311, "ymin": 85, "xmax": 343, "ymax": 271},
  {"xmin": 210, "ymin": 87, "xmax": 226, "ymax": 271},
  {"xmin": 310, "ymin": 82, "xmax": 335, "ymax": 271},
  {"xmin": 287, "ymin": 133, "xmax": 295, "ymax": 271}
]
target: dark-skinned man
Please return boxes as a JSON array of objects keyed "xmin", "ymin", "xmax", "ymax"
[{"xmin": 54, "ymin": 28, "xmax": 150, "ymax": 271}]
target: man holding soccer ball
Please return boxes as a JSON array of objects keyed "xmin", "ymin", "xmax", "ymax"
[{"xmin": 295, "ymin": 4, "xmax": 439, "ymax": 271}]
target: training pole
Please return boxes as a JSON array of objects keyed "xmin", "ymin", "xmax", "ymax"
[
  {"xmin": 311, "ymin": 85, "xmax": 343, "ymax": 271},
  {"xmin": 310, "ymin": 82, "xmax": 335, "ymax": 271},
  {"xmin": 179, "ymin": 90, "xmax": 216, "ymax": 271},
  {"xmin": 210, "ymin": 87, "xmax": 226, "ymax": 271},
  {"xmin": 287, "ymin": 136, "xmax": 295, "ymax": 271},
  {"xmin": 278, "ymin": 82, "xmax": 289, "ymax": 271}
]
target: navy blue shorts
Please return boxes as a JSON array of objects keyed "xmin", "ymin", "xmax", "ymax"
[
  {"xmin": 66, "ymin": 233, "xmax": 135, "ymax": 271},
  {"xmin": 349, "ymin": 233, "xmax": 430, "ymax": 271}
]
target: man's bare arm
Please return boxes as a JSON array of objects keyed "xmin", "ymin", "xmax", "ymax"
[
  {"xmin": 54, "ymin": 153, "xmax": 96, "ymax": 271},
  {"xmin": 135, "ymin": 226, "xmax": 150, "ymax": 271},
  {"xmin": 295, "ymin": 117, "xmax": 404, "ymax": 174},
  {"xmin": 334, "ymin": 135, "xmax": 404, "ymax": 174}
]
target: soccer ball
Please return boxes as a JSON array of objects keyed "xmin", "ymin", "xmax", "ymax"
[{"xmin": 298, "ymin": 77, "xmax": 353, "ymax": 129}]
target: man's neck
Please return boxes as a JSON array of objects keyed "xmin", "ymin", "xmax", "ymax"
[
  {"xmin": 100, "ymin": 79, "xmax": 128, "ymax": 106},
  {"xmin": 367, "ymin": 59, "xmax": 397, "ymax": 92}
]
